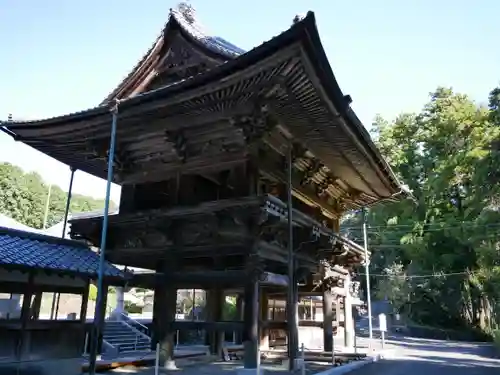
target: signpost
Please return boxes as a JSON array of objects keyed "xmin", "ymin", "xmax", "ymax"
[{"xmin": 378, "ymin": 313, "xmax": 387, "ymax": 349}]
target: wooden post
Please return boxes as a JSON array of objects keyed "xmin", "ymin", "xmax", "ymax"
[
  {"xmin": 343, "ymin": 275, "xmax": 354, "ymax": 350},
  {"xmin": 235, "ymin": 293, "xmax": 243, "ymax": 344},
  {"xmin": 243, "ymin": 279, "xmax": 259, "ymax": 369},
  {"xmin": 259, "ymin": 288, "xmax": 269, "ymax": 350},
  {"xmin": 322, "ymin": 286, "xmax": 333, "ymax": 352},
  {"xmin": 18, "ymin": 273, "xmax": 35, "ymax": 359},
  {"xmin": 205, "ymin": 289, "xmax": 225, "ymax": 357},
  {"xmin": 155, "ymin": 283, "xmax": 177, "ymax": 370},
  {"xmin": 80, "ymin": 280, "xmax": 90, "ymax": 322}
]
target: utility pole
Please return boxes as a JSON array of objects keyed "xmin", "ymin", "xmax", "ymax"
[
  {"xmin": 362, "ymin": 208, "xmax": 373, "ymax": 345},
  {"xmin": 42, "ymin": 184, "xmax": 52, "ymax": 229}
]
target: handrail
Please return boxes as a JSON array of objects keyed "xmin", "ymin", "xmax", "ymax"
[
  {"xmin": 118, "ymin": 318, "xmax": 151, "ymax": 342},
  {"xmin": 120, "ymin": 312, "xmax": 149, "ymax": 332}
]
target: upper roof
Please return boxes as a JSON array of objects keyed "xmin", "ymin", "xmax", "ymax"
[
  {"xmin": 1, "ymin": 10, "xmax": 408, "ymax": 211},
  {"xmin": 0, "ymin": 226, "xmax": 125, "ymax": 280},
  {"xmin": 102, "ymin": 3, "xmax": 245, "ymax": 104}
]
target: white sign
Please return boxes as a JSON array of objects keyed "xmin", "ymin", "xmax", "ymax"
[{"xmin": 378, "ymin": 313, "xmax": 387, "ymax": 332}]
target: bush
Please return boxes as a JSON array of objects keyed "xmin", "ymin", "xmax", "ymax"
[{"xmin": 89, "ymin": 284, "xmax": 97, "ymax": 301}]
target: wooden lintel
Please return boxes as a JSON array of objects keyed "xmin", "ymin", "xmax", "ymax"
[
  {"xmin": 131, "ymin": 270, "xmax": 250, "ymax": 288},
  {"xmin": 108, "ymin": 243, "xmax": 251, "ymax": 260},
  {"xmin": 169, "ymin": 320, "xmax": 244, "ymax": 332},
  {"xmin": 259, "ymin": 272, "xmax": 288, "ymax": 287},
  {"xmin": 122, "ymin": 151, "xmax": 248, "ymax": 184}
]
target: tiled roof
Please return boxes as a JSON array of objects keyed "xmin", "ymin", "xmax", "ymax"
[
  {"xmin": 0, "ymin": 227, "xmax": 124, "ymax": 279},
  {"xmin": 169, "ymin": 7, "xmax": 246, "ymax": 57}
]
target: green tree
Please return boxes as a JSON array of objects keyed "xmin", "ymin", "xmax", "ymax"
[
  {"xmin": 345, "ymin": 87, "xmax": 500, "ymax": 334},
  {"xmin": 0, "ymin": 162, "xmax": 116, "ymax": 229}
]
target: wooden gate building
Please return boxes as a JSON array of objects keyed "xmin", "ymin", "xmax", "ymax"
[{"xmin": 2, "ymin": 5, "xmax": 407, "ymax": 371}]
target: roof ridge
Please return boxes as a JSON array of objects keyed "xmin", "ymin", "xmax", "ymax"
[
  {"xmin": 0, "ymin": 225, "xmax": 88, "ymax": 248},
  {"xmin": 101, "ymin": 5, "xmax": 244, "ymax": 105}
]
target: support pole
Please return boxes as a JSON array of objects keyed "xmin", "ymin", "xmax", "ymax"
[
  {"xmin": 42, "ymin": 184, "xmax": 52, "ymax": 229},
  {"xmin": 61, "ymin": 167, "xmax": 76, "ymax": 238},
  {"xmin": 88, "ymin": 101, "xmax": 119, "ymax": 375},
  {"xmin": 362, "ymin": 208, "xmax": 373, "ymax": 345},
  {"xmin": 286, "ymin": 143, "xmax": 298, "ymax": 370}
]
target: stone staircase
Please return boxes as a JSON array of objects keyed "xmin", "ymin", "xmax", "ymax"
[{"xmin": 103, "ymin": 320, "xmax": 151, "ymax": 354}]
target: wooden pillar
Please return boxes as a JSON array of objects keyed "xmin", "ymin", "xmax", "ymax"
[
  {"xmin": 31, "ymin": 292, "xmax": 43, "ymax": 320},
  {"xmin": 206, "ymin": 289, "xmax": 225, "ymax": 356},
  {"xmin": 80, "ymin": 280, "xmax": 90, "ymax": 322},
  {"xmin": 259, "ymin": 288, "xmax": 269, "ymax": 350},
  {"xmin": 343, "ymin": 275, "xmax": 354, "ymax": 349},
  {"xmin": 243, "ymin": 279, "xmax": 259, "ymax": 369},
  {"xmin": 153, "ymin": 280, "xmax": 177, "ymax": 369},
  {"xmin": 335, "ymin": 297, "xmax": 341, "ymax": 332},
  {"xmin": 322, "ymin": 287, "xmax": 333, "ymax": 352},
  {"xmin": 95, "ymin": 282, "xmax": 108, "ymax": 355},
  {"xmin": 235, "ymin": 293, "xmax": 244, "ymax": 344},
  {"xmin": 18, "ymin": 273, "xmax": 35, "ymax": 359},
  {"xmin": 287, "ymin": 269, "xmax": 299, "ymax": 362}
]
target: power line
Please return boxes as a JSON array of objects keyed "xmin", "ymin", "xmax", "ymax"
[
  {"xmin": 342, "ymin": 221, "xmax": 500, "ymax": 231},
  {"xmin": 356, "ymin": 271, "xmax": 471, "ymax": 279}
]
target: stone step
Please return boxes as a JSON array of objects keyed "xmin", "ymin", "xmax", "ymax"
[{"xmin": 105, "ymin": 337, "xmax": 150, "ymax": 343}]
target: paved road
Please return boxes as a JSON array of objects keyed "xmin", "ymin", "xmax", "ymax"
[{"xmin": 354, "ymin": 337, "xmax": 500, "ymax": 375}]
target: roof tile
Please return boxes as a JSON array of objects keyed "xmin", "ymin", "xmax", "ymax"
[{"xmin": 0, "ymin": 227, "xmax": 124, "ymax": 279}]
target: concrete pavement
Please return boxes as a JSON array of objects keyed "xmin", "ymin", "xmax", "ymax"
[{"xmin": 351, "ymin": 336, "xmax": 500, "ymax": 374}]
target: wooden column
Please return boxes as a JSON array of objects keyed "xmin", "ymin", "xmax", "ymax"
[
  {"xmin": 243, "ymin": 279, "xmax": 259, "ymax": 369},
  {"xmin": 259, "ymin": 288, "xmax": 269, "ymax": 350},
  {"xmin": 205, "ymin": 288, "xmax": 225, "ymax": 356},
  {"xmin": 80, "ymin": 280, "xmax": 90, "ymax": 322},
  {"xmin": 322, "ymin": 287, "xmax": 333, "ymax": 352},
  {"xmin": 153, "ymin": 280, "xmax": 178, "ymax": 369},
  {"xmin": 95, "ymin": 282, "xmax": 108, "ymax": 355},
  {"xmin": 18, "ymin": 273, "xmax": 35, "ymax": 359},
  {"xmin": 235, "ymin": 293, "xmax": 244, "ymax": 344},
  {"xmin": 343, "ymin": 275, "xmax": 354, "ymax": 349},
  {"xmin": 287, "ymin": 268, "xmax": 299, "ymax": 362}
]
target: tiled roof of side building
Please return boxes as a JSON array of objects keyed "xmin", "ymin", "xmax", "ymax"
[{"xmin": 0, "ymin": 226, "xmax": 125, "ymax": 280}]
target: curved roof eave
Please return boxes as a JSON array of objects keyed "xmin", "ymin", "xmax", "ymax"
[{"xmin": 299, "ymin": 18, "xmax": 403, "ymax": 196}]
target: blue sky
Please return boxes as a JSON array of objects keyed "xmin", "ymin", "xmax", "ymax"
[{"xmin": 0, "ymin": 0, "xmax": 498, "ymax": 204}]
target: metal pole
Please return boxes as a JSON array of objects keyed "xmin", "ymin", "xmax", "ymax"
[
  {"xmin": 88, "ymin": 102, "xmax": 119, "ymax": 375},
  {"xmin": 52, "ymin": 167, "xmax": 76, "ymax": 315},
  {"xmin": 286, "ymin": 143, "xmax": 297, "ymax": 370},
  {"xmin": 42, "ymin": 184, "xmax": 52, "ymax": 229},
  {"xmin": 300, "ymin": 343, "xmax": 305, "ymax": 375},
  {"xmin": 61, "ymin": 167, "xmax": 76, "ymax": 238},
  {"xmin": 155, "ymin": 342, "xmax": 160, "ymax": 375},
  {"xmin": 362, "ymin": 208, "xmax": 373, "ymax": 346}
]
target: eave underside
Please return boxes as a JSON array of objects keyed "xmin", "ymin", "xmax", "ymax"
[{"xmin": 4, "ymin": 46, "xmax": 400, "ymax": 214}]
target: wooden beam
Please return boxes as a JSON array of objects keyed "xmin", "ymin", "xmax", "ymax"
[
  {"xmin": 122, "ymin": 150, "xmax": 248, "ymax": 184},
  {"xmin": 169, "ymin": 320, "xmax": 244, "ymax": 332},
  {"xmin": 260, "ymin": 167, "xmax": 337, "ymax": 219}
]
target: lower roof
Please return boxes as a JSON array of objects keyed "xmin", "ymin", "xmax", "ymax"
[{"xmin": 0, "ymin": 227, "xmax": 125, "ymax": 280}]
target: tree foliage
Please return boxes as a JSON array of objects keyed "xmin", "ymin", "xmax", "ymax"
[
  {"xmin": 0, "ymin": 162, "xmax": 115, "ymax": 229},
  {"xmin": 344, "ymin": 86, "xmax": 500, "ymax": 334}
]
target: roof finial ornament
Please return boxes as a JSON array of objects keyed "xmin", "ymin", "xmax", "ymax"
[
  {"xmin": 293, "ymin": 13, "xmax": 306, "ymax": 24},
  {"xmin": 176, "ymin": 2, "xmax": 196, "ymax": 25}
]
